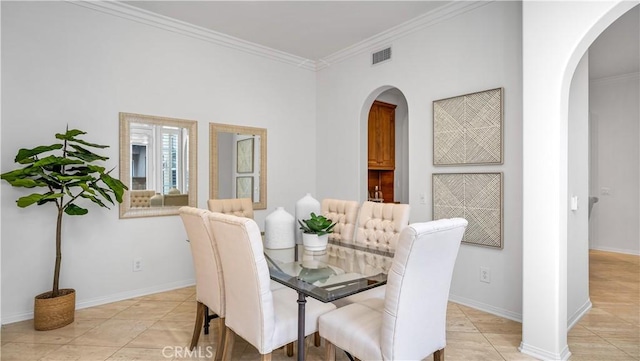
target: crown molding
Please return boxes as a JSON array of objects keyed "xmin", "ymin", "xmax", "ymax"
[
  {"xmin": 69, "ymin": 1, "xmax": 317, "ymax": 71},
  {"xmin": 316, "ymin": 1, "xmax": 491, "ymax": 71}
]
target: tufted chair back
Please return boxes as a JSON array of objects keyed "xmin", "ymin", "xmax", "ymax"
[
  {"xmin": 129, "ymin": 190, "xmax": 155, "ymax": 208},
  {"xmin": 322, "ymin": 199, "xmax": 360, "ymax": 272},
  {"xmin": 321, "ymin": 199, "xmax": 359, "ymax": 242},
  {"xmin": 354, "ymin": 201, "xmax": 410, "ymax": 274},
  {"xmin": 207, "ymin": 198, "xmax": 254, "ymax": 219}
]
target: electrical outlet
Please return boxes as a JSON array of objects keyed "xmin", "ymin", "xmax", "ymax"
[
  {"xmin": 133, "ymin": 257, "xmax": 142, "ymax": 272},
  {"xmin": 480, "ymin": 266, "xmax": 491, "ymax": 283}
]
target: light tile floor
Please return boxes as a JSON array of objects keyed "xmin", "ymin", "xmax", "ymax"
[{"xmin": 1, "ymin": 250, "xmax": 637, "ymax": 360}]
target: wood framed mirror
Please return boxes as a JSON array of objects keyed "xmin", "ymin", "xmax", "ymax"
[
  {"xmin": 210, "ymin": 123, "xmax": 267, "ymax": 210},
  {"xmin": 119, "ymin": 112, "xmax": 197, "ymax": 218}
]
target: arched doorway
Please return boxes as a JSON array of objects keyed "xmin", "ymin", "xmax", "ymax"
[
  {"xmin": 360, "ymin": 86, "xmax": 409, "ymax": 204},
  {"xmin": 521, "ymin": 2, "xmax": 638, "ymax": 360}
]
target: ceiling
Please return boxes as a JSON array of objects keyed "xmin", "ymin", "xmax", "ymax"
[
  {"xmin": 124, "ymin": 1, "xmax": 448, "ymax": 61},
  {"xmin": 124, "ymin": 1, "xmax": 638, "ymax": 78}
]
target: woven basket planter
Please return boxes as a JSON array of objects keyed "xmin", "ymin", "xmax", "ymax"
[{"xmin": 34, "ymin": 288, "xmax": 75, "ymax": 331}]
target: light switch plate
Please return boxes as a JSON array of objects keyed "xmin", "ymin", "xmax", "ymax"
[{"xmin": 570, "ymin": 196, "xmax": 578, "ymax": 211}]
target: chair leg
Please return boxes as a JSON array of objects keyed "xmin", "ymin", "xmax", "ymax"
[
  {"xmin": 190, "ymin": 301, "xmax": 205, "ymax": 349},
  {"xmin": 261, "ymin": 353, "xmax": 272, "ymax": 361},
  {"xmin": 286, "ymin": 342, "xmax": 294, "ymax": 357},
  {"xmin": 204, "ymin": 305, "xmax": 210, "ymax": 335},
  {"xmin": 314, "ymin": 331, "xmax": 321, "ymax": 347},
  {"xmin": 222, "ymin": 327, "xmax": 235, "ymax": 361},
  {"xmin": 325, "ymin": 340, "xmax": 336, "ymax": 361},
  {"xmin": 433, "ymin": 348, "xmax": 444, "ymax": 361},
  {"xmin": 213, "ymin": 317, "xmax": 226, "ymax": 361}
]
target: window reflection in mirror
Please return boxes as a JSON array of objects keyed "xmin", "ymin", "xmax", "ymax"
[
  {"xmin": 210, "ymin": 123, "xmax": 267, "ymax": 210},
  {"xmin": 120, "ymin": 113, "xmax": 197, "ymax": 218}
]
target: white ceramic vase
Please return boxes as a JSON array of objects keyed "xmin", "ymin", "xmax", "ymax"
[
  {"xmin": 295, "ymin": 193, "xmax": 320, "ymax": 245},
  {"xmin": 264, "ymin": 207, "xmax": 295, "ymax": 249},
  {"xmin": 302, "ymin": 233, "xmax": 329, "ymax": 252}
]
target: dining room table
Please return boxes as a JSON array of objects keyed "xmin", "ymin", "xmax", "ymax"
[{"xmin": 265, "ymin": 251, "xmax": 387, "ymax": 361}]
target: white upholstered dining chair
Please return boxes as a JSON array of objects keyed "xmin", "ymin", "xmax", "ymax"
[
  {"xmin": 129, "ymin": 189, "xmax": 155, "ymax": 208},
  {"xmin": 206, "ymin": 212, "xmax": 336, "ymax": 361},
  {"xmin": 354, "ymin": 201, "xmax": 410, "ymax": 273},
  {"xmin": 208, "ymin": 198, "xmax": 254, "ymax": 218},
  {"xmin": 319, "ymin": 218, "xmax": 468, "ymax": 361},
  {"xmin": 322, "ymin": 199, "xmax": 360, "ymax": 273},
  {"xmin": 179, "ymin": 206, "xmax": 226, "ymax": 361},
  {"xmin": 334, "ymin": 201, "xmax": 410, "ymax": 305},
  {"xmin": 321, "ymin": 198, "xmax": 360, "ymax": 243}
]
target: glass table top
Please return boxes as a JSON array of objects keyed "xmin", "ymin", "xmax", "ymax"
[{"xmin": 265, "ymin": 252, "xmax": 387, "ymax": 303}]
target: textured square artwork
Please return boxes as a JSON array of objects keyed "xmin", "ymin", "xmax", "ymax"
[
  {"xmin": 236, "ymin": 176, "xmax": 253, "ymax": 199},
  {"xmin": 433, "ymin": 88, "xmax": 503, "ymax": 165},
  {"xmin": 433, "ymin": 172, "xmax": 503, "ymax": 248},
  {"xmin": 236, "ymin": 137, "xmax": 254, "ymax": 173}
]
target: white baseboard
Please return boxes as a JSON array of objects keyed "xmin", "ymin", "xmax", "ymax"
[
  {"xmin": 589, "ymin": 246, "xmax": 640, "ymax": 256},
  {"xmin": 1, "ymin": 279, "xmax": 195, "ymax": 325},
  {"xmin": 449, "ymin": 293, "xmax": 522, "ymax": 322},
  {"xmin": 568, "ymin": 298, "xmax": 592, "ymax": 330},
  {"xmin": 519, "ymin": 342, "xmax": 571, "ymax": 361}
]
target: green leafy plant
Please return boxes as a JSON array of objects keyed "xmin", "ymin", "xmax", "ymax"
[
  {"xmin": 298, "ymin": 212, "xmax": 337, "ymax": 236},
  {"xmin": 0, "ymin": 128, "xmax": 127, "ymax": 298}
]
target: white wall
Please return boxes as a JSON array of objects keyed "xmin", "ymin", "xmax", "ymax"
[
  {"xmin": 1, "ymin": 2, "xmax": 317, "ymax": 323},
  {"xmin": 589, "ymin": 72, "xmax": 640, "ymax": 255},
  {"xmin": 316, "ymin": 1, "xmax": 523, "ymax": 320},
  {"xmin": 567, "ymin": 53, "xmax": 591, "ymax": 329},
  {"xmin": 521, "ymin": 1, "xmax": 636, "ymax": 359}
]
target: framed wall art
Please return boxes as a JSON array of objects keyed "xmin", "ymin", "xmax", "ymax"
[
  {"xmin": 432, "ymin": 172, "xmax": 503, "ymax": 249},
  {"xmin": 433, "ymin": 87, "xmax": 503, "ymax": 165},
  {"xmin": 236, "ymin": 137, "xmax": 254, "ymax": 173},
  {"xmin": 236, "ymin": 176, "xmax": 253, "ymax": 200}
]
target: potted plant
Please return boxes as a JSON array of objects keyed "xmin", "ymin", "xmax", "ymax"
[
  {"xmin": 0, "ymin": 127, "xmax": 126, "ymax": 330},
  {"xmin": 298, "ymin": 212, "xmax": 337, "ymax": 251}
]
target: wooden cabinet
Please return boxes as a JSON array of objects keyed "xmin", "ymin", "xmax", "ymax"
[
  {"xmin": 368, "ymin": 100, "xmax": 396, "ymax": 170},
  {"xmin": 368, "ymin": 100, "xmax": 396, "ymax": 203},
  {"xmin": 368, "ymin": 169, "xmax": 394, "ymax": 203}
]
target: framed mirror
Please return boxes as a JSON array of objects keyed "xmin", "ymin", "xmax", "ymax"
[
  {"xmin": 119, "ymin": 112, "xmax": 197, "ymax": 218},
  {"xmin": 210, "ymin": 123, "xmax": 267, "ymax": 210}
]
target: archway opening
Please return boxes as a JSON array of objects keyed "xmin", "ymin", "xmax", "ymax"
[
  {"xmin": 359, "ymin": 86, "xmax": 409, "ymax": 204},
  {"xmin": 566, "ymin": 0, "xmax": 639, "ymax": 332},
  {"xmin": 521, "ymin": 2, "xmax": 639, "ymax": 360}
]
